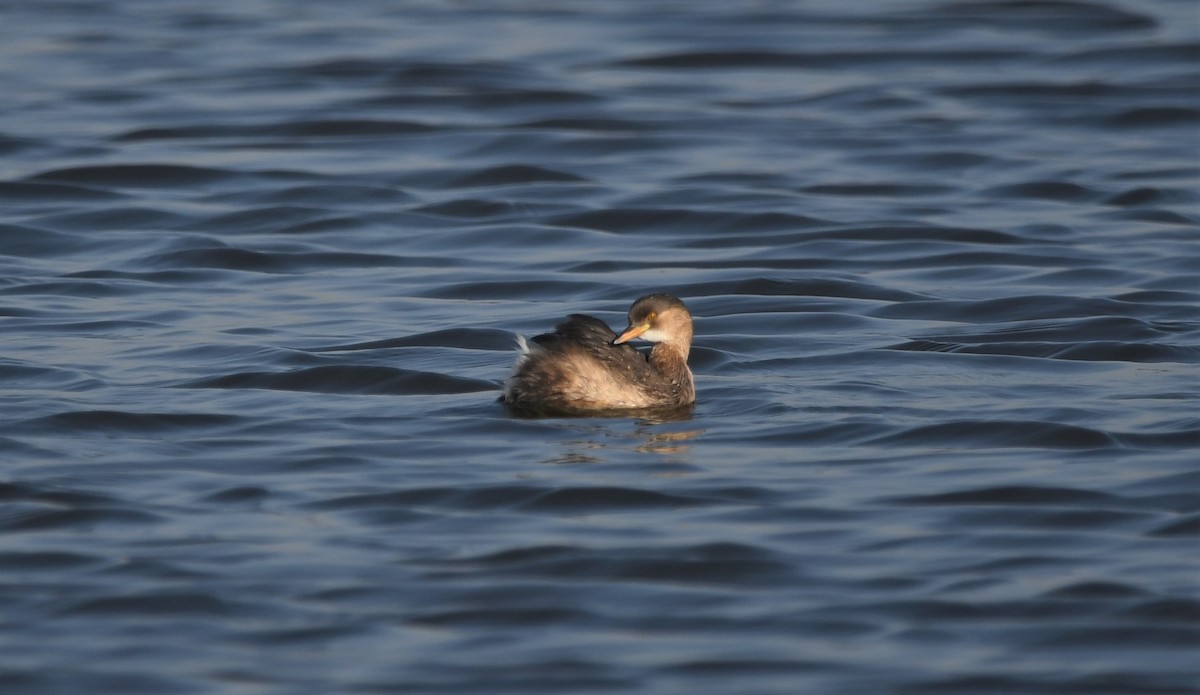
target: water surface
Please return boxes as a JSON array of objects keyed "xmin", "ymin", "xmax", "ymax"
[{"xmin": 1, "ymin": 1, "xmax": 1198, "ymax": 693}]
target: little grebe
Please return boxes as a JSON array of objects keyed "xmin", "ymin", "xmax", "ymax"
[{"xmin": 502, "ymin": 294, "xmax": 695, "ymax": 416}]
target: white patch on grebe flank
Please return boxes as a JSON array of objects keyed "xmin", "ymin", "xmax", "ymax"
[
  {"xmin": 514, "ymin": 334, "xmax": 531, "ymax": 358},
  {"xmin": 503, "ymin": 334, "xmax": 536, "ymax": 399}
]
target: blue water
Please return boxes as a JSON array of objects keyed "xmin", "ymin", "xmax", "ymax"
[{"xmin": 2, "ymin": 1, "xmax": 1198, "ymax": 693}]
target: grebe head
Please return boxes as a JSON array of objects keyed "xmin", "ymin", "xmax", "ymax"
[{"xmin": 613, "ymin": 294, "xmax": 693, "ymax": 347}]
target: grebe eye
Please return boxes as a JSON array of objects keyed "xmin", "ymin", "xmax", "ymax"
[{"xmin": 646, "ymin": 311, "xmax": 657, "ymax": 322}]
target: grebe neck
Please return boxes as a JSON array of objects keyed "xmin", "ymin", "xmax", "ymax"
[
  {"xmin": 649, "ymin": 340, "xmax": 694, "ymax": 403},
  {"xmin": 650, "ymin": 340, "xmax": 689, "ymax": 364}
]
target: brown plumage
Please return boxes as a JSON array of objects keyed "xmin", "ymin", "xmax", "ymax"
[{"xmin": 502, "ymin": 294, "xmax": 695, "ymax": 416}]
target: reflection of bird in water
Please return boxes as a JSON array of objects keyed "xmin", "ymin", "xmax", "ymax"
[{"xmin": 502, "ymin": 294, "xmax": 695, "ymax": 416}]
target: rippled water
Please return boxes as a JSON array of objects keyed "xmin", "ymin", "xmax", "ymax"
[{"xmin": 2, "ymin": 1, "xmax": 1199, "ymax": 693}]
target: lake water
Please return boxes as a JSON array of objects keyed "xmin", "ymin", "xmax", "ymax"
[{"xmin": 2, "ymin": 1, "xmax": 1198, "ymax": 693}]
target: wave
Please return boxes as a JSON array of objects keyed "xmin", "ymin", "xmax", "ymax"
[{"xmin": 181, "ymin": 365, "xmax": 495, "ymax": 395}]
